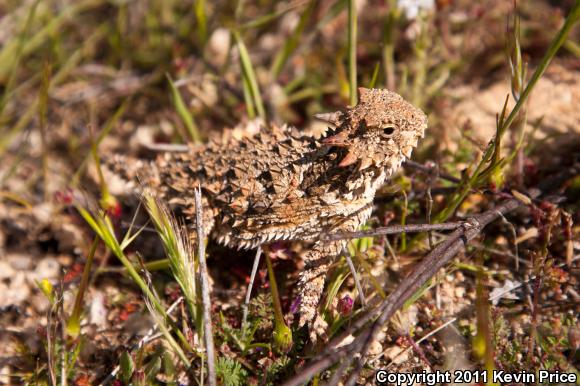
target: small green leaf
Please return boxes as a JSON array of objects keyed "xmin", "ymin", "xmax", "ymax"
[
  {"xmin": 36, "ymin": 278, "xmax": 54, "ymax": 304},
  {"xmin": 120, "ymin": 351, "xmax": 135, "ymax": 384},
  {"xmin": 146, "ymin": 356, "xmax": 163, "ymax": 382}
]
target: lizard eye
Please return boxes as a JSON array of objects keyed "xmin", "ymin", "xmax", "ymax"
[{"xmin": 383, "ymin": 126, "xmax": 396, "ymax": 136}]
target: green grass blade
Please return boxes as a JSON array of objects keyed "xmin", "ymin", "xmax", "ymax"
[
  {"xmin": 241, "ymin": 1, "xmax": 309, "ymax": 30},
  {"xmin": 271, "ymin": 0, "xmax": 316, "ymax": 78},
  {"xmin": 194, "ymin": 0, "xmax": 207, "ymax": 46},
  {"xmin": 76, "ymin": 205, "xmax": 194, "ymax": 355},
  {"xmin": 167, "ymin": 74, "xmax": 202, "ymax": 143},
  {"xmin": 233, "ymin": 30, "xmax": 266, "ymax": 121},
  {"xmin": 0, "ymin": 0, "xmax": 101, "ymax": 81},
  {"xmin": 347, "ymin": 0, "xmax": 358, "ymax": 105},
  {"xmin": 241, "ymin": 75, "xmax": 256, "ymax": 119},
  {"xmin": 0, "ymin": 23, "xmax": 108, "ymax": 155},
  {"xmin": 0, "ymin": 0, "xmax": 40, "ymax": 117},
  {"xmin": 368, "ymin": 62, "xmax": 380, "ymax": 88},
  {"xmin": 315, "ymin": 0, "xmax": 348, "ymax": 31}
]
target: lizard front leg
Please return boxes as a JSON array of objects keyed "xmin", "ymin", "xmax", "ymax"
[{"xmin": 297, "ymin": 239, "xmax": 347, "ymax": 341}]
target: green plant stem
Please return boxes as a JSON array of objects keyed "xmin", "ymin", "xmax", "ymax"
[
  {"xmin": 194, "ymin": 0, "xmax": 207, "ymax": 46},
  {"xmin": 382, "ymin": 1, "xmax": 397, "ymax": 90},
  {"xmin": 67, "ymin": 237, "xmax": 99, "ymax": 337},
  {"xmin": 265, "ymin": 253, "xmax": 292, "ymax": 352},
  {"xmin": 400, "ymin": 192, "xmax": 408, "ymax": 251},
  {"xmin": 70, "ymin": 98, "xmax": 129, "ymax": 187},
  {"xmin": 368, "ymin": 62, "xmax": 380, "ymax": 88},
  {"xmin": 265, "ymin": 254, "xmax": 285, "ymax": 328},
  {"xmin": 347, "ymin": 0, "xmax": 357, "ymax": 105}
]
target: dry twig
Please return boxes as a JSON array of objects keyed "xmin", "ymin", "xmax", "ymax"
[{"xmin": 194, "ymin": 186, "xmax": 217, "ymax": 386}]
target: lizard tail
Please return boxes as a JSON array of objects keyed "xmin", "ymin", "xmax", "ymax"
[{"xmin": 100, "ymin": 154, "xmax": 161, "ymax": 198}]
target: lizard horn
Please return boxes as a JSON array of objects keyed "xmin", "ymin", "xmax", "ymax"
[
  {"xmin": 338, "ymin": 149, "xmax": 359, "ymax": 167},
  {"xmin": 313, "ymin": 111, "xmax": 343, "ymax": 126},
  {"xmin": 321, "ymin": 129, "xmax": 350, "ymax": 147}
]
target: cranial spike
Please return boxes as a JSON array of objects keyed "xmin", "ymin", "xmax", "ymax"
[
  {"xmin": 338, "ymin": 149, "xmax": 359, "ymax": 167},
  {"xmin": 358, "ymin": 156, "xmax": 373, "ymax": 171},
  {"xmin": 358, "ymin": 87, "xmax": 372, "ymax": 103},
  {"xmin": 313, "ymin": 111, "xmax": 343, "ymax": 126},
  {"xmin": 321, "ymin": 130, "xmax": 350, "ymax": 147}
]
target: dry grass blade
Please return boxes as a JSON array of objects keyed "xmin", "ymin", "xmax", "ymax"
[
  {"xmin": 0, "ymin": 0, "xmax": 40, "ymax": 117},
  {"xmin": 143, "ymin": 192, "xmax": 200, "ymax": 326},
  {"xmin": 321, "ymin": 222, "xmax": 463, "ymax": 241},
  {"xmin": 143, "ymin": 292, "xmax": 191, "ymax": 367},
  {"xmin": 0, "ymin": 23, "xmax": 108, "ymax": 155}
]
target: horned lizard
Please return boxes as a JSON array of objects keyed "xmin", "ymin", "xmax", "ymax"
[{"xmin": 105, "ymin": 88, "xmax": 427, "ymax": 338}]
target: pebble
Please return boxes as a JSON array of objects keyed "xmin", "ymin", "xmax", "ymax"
[
  {"xmin": 384, "ymin": 345, "xmax": 409, "ymax": 364},
  {"xmin": 367, "ymin": 340, "xmax": 383, "ymax": 356},
  {"xmin": 34, "ymin": 257, "xmax": 61, "ymax": 279},
  {"xmin": 6, "ymin": 253, "xmax": 33, "ymax": 270}
]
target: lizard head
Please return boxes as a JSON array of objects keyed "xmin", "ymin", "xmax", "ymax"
[{"xmin": 319, "ymin": 88, "xmax": 427, "ymax": 173}]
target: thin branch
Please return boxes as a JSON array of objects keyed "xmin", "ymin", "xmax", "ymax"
[
  {"xmin": 242, "ymin": 245, "xmax": 262, "ymax": 336},
  {"xmin": 194, "ymin": 186, "xmax": 216, "ymax": 386},
  {"xmin": 403, "ymin": 160, "xmax": 461, "ymax": 184},
  {"xmin": 321, "ymin": 222, "xmax": 462, "ymax": 241}
]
